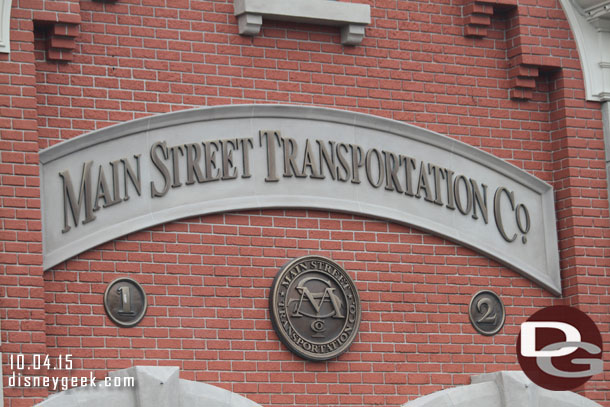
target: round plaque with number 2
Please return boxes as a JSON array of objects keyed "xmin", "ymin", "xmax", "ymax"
[{"xmin": 468, "ymin": 290, "xmax": 505, "ymax": 336}]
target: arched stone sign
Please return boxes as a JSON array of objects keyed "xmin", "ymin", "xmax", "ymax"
[
  {"xmin": 39, "ymin": 105, "xmax": 561, "ymax": 294},
  {"xmin": 402, "ymin": 371, "xmax": 602, "ymax": 407},
  {"xmin": 36, "ymin": 366, "xmax": 262, "ymax": 407}
]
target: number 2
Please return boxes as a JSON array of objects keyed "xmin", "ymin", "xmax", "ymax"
[{"xmin": 476, "ymin": 297, "xmax": 497, "ymax": 323}]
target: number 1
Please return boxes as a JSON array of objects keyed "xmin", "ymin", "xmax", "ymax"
[{"xmin": 117, "ymin": 286, "xmax": 134, "ymax": 315}]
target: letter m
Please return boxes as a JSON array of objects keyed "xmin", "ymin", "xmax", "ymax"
[{"xmin": 59, "ymin": 161, "xmax": 96, "ymax": 233}]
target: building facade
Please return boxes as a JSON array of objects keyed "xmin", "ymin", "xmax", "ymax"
[{"xmin": 0, "ymin": 0, "xmax": 609, "ymax": 406}]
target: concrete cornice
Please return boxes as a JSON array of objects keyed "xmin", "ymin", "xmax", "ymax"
[{"xmin": 234, "ymin": 0, "xmax": 371, "ymax": 45}]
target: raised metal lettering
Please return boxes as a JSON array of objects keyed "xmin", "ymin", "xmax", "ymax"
[
  {"xmin": 169, "ymin": 145, "xmax": 184, "ymax": 188},
  {"xmin": 428, "ymin": 164, "xmax": 444, "ymax": 206},
  {"xmin": 494, "ymin": 187, "xmax": 517, "ymax": 242},
  {"xmin": 282, "ymin": 137, "xmax": 305, "ymax": 178},
  {"xmin": 516, "ymin": 203, "xmax": 530, "ymax": 243},
  {"xmin": 444, "ymin": 168, "xmax": 456, "ymax": 210},
  {"xmin": 317, "ymin": 140, "xmax": 337, "ymax": 180},
  {"xmin": 302, "ymin": 139, "xmax": 323, "ymax": 179},
  {"xmin": 365, "ymin": 148, "xmax": 384, "ymax": 188},
  {"xmin": 150, "ymin": 141, "xmax": 170, "ymax": 198},
  {"xmin": 259, "ymin": 130, "xmax": 280, "ymax": 182},
  {"xmin": 185, "ymin": 143, "xmax": 205, "ymax": 185},
  {"xmin": 239, "ymin": 138, "xmax": 254, "ymax": 179},
  {"xmin": 93, "ymin": 164, "xmax": 120, "ymax": 211},
  {"xmin": 220, "ymin": 139, "xmax": 238, "ymax": 180},
  {"xmin": 453, "ymin": 174, "xmax": 472, "ymax": 215},
  {"xmin": 350, "ymin": 144, "xmax": 364, "ymax": 184},
  {"xmin": 400, "ymin": 155, "xmax": 417, "ymax": 197},
  {"xmin": 384, "ymin": 151, "xmax": 404, "ymax": 193},
  {"xmin": 202, "ymin": 141, "xmax": 220, "ymax": 182},
  {"xmin": 109, "ymin": 159, "xmax": 122, "ymax": 206},
  {"xmin": 471, "ymin": 179, "xmax": 488, "ymax": 224},
  {"xmin": 416, "ymin": 161, "xmax": 434, "ymax": 202},
  {"xmin": 60, "ymin": 161, "xmax": 96, "ymax": 233},
  {"xmin": 121, "ymin": 155, "xmax": 141, "ymax": 200},
  {"xmin": 336, "ymin": 142, "xmax": 351, "ymax": 182}
]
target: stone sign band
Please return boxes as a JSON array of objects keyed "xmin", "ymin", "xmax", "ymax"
[
  {"xmin": 39, "ymin": 105, "xmax": 561, "ymax": 295},
  {"xmin": 269, "ymin": 256, "xmax": 361, "ymax": 361}
]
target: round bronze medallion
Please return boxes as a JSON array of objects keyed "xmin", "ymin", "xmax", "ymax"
[
  {"xmin": 104, "ymin": 277, "xmax": 147, "ymax": 327},
  {"xmin": 269, "ymin": 256, "xmax": 361, "ymax": 361},
  {"xmin": 468, "ymin": 290, "xmax": 505, "ymax": 336}
]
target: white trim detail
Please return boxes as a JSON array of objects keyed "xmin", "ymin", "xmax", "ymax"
[
  {"xmin": 559, "ymin": 0, "xmax": 610, "ymax": 101},
  {"xmin": 37, "ymin": 366, "xmax": 262, "ymax": 407},
  {"xmin": 0, "ymin": 0, "xmax": 12, "ymax": 54},
  {"xmin": 234, "ymin": 0, "xmax": 370, "ymax": 45},
  {"xmin": 402, "ymin": 371, "xmax": 602, "ymax": 407}
]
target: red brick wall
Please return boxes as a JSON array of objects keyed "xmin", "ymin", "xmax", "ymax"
[
  {"xmin": 2, "ymin": 0, "xmax": 609, "ymax": 405},
  {"xmin": 1, "ymin": 3, "xmax": 49, "ymax": 405},
  {"xmin": 42, "ymin": 210, "xmax": 560, "ymax": 407}
]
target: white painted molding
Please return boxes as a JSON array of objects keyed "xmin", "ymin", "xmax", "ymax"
[
  {"xmin": 403, "ymin": 371, "xmax": 603, "ymax": 407},
  {"xmin": 559, "ymin": 0, "xmax": 610, "ymax": 101},
  {"xmin": 0, "ymin": 0, "xmax": 12, "ymax": 54},
  {"xmin": 234, "ymin": 0, "xmax": 370, "ymax": 45},
  {"xmin": 570, "ymin": 0, "xmax": 610, "ymax": 20},
  {"xmin": 37, "ymin": 366, "xmax": 262, "ymax": 407}
]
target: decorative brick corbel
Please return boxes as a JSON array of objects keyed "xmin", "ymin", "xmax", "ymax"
[
  {"xmin": 508, "ymin": 55, "xmax": 561, "ymax": 100},
  {"xmin": 33, "ymin": 1, "xmax": 82, "ymax": 62},
  {"xmin": 463, "ymin": 0, "xmax": 563, "ymax": 101},
  {"xmin": 463, "ymin": 1, "xmax": 494, "ymax": 38},
  {"xmin": 46, "ymin": 22, "xmax": 80, "ymax": 61},
  {"xmin": 509, "ymin": 64, "xmax": 539, "ymax": 100},
  {"xmin": 463, "ymin": 0, "xmax": 517, "ymax": 38}
]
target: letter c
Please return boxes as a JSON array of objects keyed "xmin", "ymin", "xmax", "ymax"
[{"xmin": 494, "ymin": 187, "xmax": 517, "ymax": 242}]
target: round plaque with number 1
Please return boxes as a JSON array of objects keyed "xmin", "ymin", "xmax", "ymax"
[{"xmin": 104, "ymin": 277, "xmax": 147, "ymax": 327}]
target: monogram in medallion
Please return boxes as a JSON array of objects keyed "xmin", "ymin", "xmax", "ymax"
[{"xmin": 270, "ymin": 256, "xmax": 361, "ymax": 361}]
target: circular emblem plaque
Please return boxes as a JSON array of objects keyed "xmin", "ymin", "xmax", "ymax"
[
  {"xmin": 270, "ymin": 256, "xmax": 361, "ymax": 361},
  {"xmin": 468, "ymin": 290, "xmax": 505, "ymax": 336},
  {"xmin": 104, "ymin": 277, "xmax": 147, "ymax": 327}
]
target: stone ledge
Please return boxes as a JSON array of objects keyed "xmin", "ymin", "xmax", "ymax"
[{"xmin": 234, "ymin": 0, "xmax": 371, "ymax": 45}]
